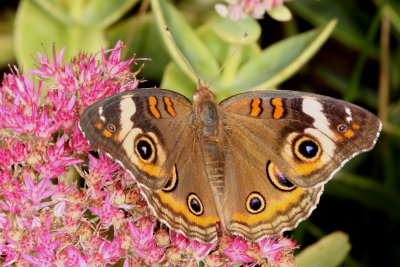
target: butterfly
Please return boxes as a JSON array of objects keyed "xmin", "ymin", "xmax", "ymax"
[{"xmin": 79, "ymin": 82, "xmax": 381, "ymax": 242}]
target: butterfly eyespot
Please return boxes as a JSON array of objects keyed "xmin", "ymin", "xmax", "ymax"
[
  {"xmin": 246, "ymin": 192, "xmax": 265, "ymax": 214},
  {"xmin": 337, "ymin": 124, "xmax": 348, "ymax": 133},
  {"xmin": 163, "ymin": 165, "xmax": 178, "ymax": 192},
  {"xmin": 135, "ymin": 136, "xmax": 156, "ymax": 163},
  {"xmin": 107, "ymin": 123, "xmax": 116, "ymax": 132},
  {"xmin": 187, "ymin": 193, "xmax": 203, "ymax": 216},
  {"xmin": 266, "ymin": 161, "xmax": 295, "ymax": 191},
  {"xmin": 293, "ymin": 136, "xmax": 321, "ymax": 162}
]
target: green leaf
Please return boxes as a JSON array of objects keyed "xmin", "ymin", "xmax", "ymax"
[
  {"xmin": 210, "ymin": 15, "xmax": 261, "ymax": 44},
  {"xmin": 15, "ymin": 0, "xmax": 137, "ymax": 70},
  {"xmin": 289, "ymin": 0, "xmax": 378, "ymax": 58},
  {"xmin": 78, "ymin": 0, "xmax": 139, "ymax": 28},
  {"xmin": 0, "ymin": 9, "xmax": 15, "ymax": 66},
  {"xmin": 267, "ymin": 5, "xmax": 292, "ymax": 22},
  {"xmin": 384, "ymin": 1, "xmax": 400, "ymax": 35},
  {"xmin": 31, "ymin": 0, "xmax": 138, "ymax": 27},
  {"xmin": 150, "ymin": 0, "xmax": 219, "ymax": 82},
  {"xmin": 0, "ymin": 34, "xmax": 14, "ymax": 66},
  {"xmin": 107, "ymin": 13, "xmax": 170, "ymax": 81},
  {"xmin": 161, "ymin": 62, "xmax": 196, "ymax": 100},
  {"xmin": 197, "ymin": 21, "xmax": 261, "ymax": 70},
  {"xmin": 295, "ymin": 231, "xmax": 351, "ymax": 267},
  {"xmin": 15, "ymin": 0, "xmax": 104, "ymax": 69},
  {"xmin": 229, "ymin": 19, "xmax": 337, "ymax": 93}
]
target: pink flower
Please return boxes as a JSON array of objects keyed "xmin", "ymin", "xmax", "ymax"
[
  {"xmin": 23, "ymin": 171, "xmax": 57, "ymax": 206},
  {"xmin": 127, "ymin": 219, "xmax": 167, "ymax": 265},
  {"xmin": 35, "ymin": 135, "xmax": 83, "ymax": 178},
  {"xmin": 88, "ymin": 195, "xmax": 124, "ymax": 229},
  {"xmin": 22, "ymin": 230, "xmax": 60, "ymax": 266},
  {"xmin": 0, "ymin": 245, "xmax": 19, "ymax": 265},
  {"xmin": 30, "ymin": 47, "xmax": 67, "ymax": 79},
  {"xmin": 170, "ymin": 231, "xmax": 190, "ymax": 250},
  {"xmin": 215, "ymin": 0, "xmax": 288, "ymax": 20},
  {"xmin": 87, "ymin": 154, "xmax": 120, "ymax": 185},
  {"xmin": 189, "ymin": 239, "xmax": 218, "ymax": 261},
  {"xmin": 56, "ymin": 246, "xmax": 89, "ymax": 267},
  {"xmin": 222, "ymin": 236, "xmax": 254, "ymax": 263},
  {"xmin": 0, "ymin": 73, "xmax": 60, "ymax": 140},
  {"xmin": 0, "ymin": 40, "xmax": 297, "ymax": 265},
  {"xmin": 259, "ymin": 236, "xmax": 297, "ymax": 264},
  {"xmin": 96, "ymin": 235, "xmax": 125, "ymax": 264},
  {"xmin": 48, "ymin": 89, "xmax": 78, "ymax": 132},
  {"xmin": 0, "ymin": 137, "xmax": 29, "ymax": 168},
  {"xmin": 136, "ymin": 241, "xmax": 166, "ymax": 265},
  {"xmin": 128, "ymin": 219, "xmax": 155, "ymax": 248},
  {"xmin": 69, "ymin": 125, "xmax": 91, "ymax": 154}
]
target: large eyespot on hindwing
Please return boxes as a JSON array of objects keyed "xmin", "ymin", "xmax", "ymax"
[
  {"xmin": 187, "ymin": 193, "xmax": 204, "ymax": 216},
  {"xmin": 293, "ymin": 135, "xmax": 321, "ymax": 162},
  {"xmin": 134, "ymin": 135, "xmax": 157, "ymax": 163},
  {"xmin": 282, "ymin": 130, "xmax": 333, "ymax": 176},
  {"xmin": 246, "ymin": 192, "xmax": 266, "ymax": 214},
  {"xmin": 162, "ymin": 164, "xmax": 178, "ymax": 192},
  {"xmin": 266, "ymin": 161, "xmax": 296, "ymax": 191}
]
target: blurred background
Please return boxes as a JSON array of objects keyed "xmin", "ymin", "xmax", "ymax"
[{"xmin": 0, "ymin": 0, "xmax": 399, "ymax": 266}]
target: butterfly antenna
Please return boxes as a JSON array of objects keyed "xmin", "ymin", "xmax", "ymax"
[
  {"xmin": 209, "ymin": 32, "xmax": 248, "ymax": 87},
  {"xmin": 165, "ymin": 26, "xmax": 199, "ymax": 82}
]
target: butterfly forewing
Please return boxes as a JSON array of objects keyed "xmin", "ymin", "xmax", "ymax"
[
  {"xmin": 220, "ymin": 90, "xmax": 381, "ymax": 188},
  {"xmin": 79, "ymin": 89, "xmax": 193, "ymax": 190}
]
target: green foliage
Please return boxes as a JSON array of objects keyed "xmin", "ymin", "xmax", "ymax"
[
  {"xmin": 1, "ymin": 0, "xmax": 399, "ymax": 266},
  {"xmin": 295, "ymin": 231, "xmax": 351, "ymax": 267},
  {"xmin": 152, "ymin": 0, "xmax": 336, "ymax": 100},
  {"xmin": 14, "ymin": 0, "xmax": 139, "ymax": 69}
]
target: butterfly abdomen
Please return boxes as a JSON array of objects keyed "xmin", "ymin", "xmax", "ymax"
[{"xmin": 193, "ymin": 96, "xmax": 226, "ymax": 194}]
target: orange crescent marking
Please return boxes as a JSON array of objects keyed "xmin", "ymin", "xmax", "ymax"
[
  {"xmin": 233, "ymin": 188, "xmax": 305, "ymax": 223},
  {"xmin": 96, "ymin": 122, "xmax": 103, "ymax": 129},
  {"xmin": 149, "ymin": 96, "xmax": 161, "ymax": 119},
  {"xmin": 163, "ymin": 97, "xmax": 176, "ymax": 116},
  {"xmin": 102, "ymin": 129, "xmax": 112, "ymax": 138},
  {"xmin": 295, "ymin": 158, "xmax": 323, "ymax": 175},
  {"xmin": 250, "ymin": 98, "xmax": 263, "ymax": 117},
  {"xmin": 113, "ymin": 131, "xmax": 120, "ymax": 142},
  {"xmin": 335, "ymin": 133, "xmax": 344, "ymax": 142},
  {"xmin": 137, "ymin": 161, "xmax": 163, "ymax": 178},
  {"xmin": 344, "ymin": 129, "xmax": 355, "ymax": 138},
  {"xmin": 271, "ymin": 98, "xmax": 285, "ymax": 119},
  {"xmin": 351, "ymin": 122, "xmax": 360, "ymax": 130},
  {"xmin": 156, "ymin": 191, "xmax": 219, "ymax": 226}
]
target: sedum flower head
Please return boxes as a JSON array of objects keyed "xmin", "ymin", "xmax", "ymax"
[
  {"xmin": 0, "ymin": 41, "xmax": 297, "ymax": 266},
  {"xmin": 215, "ymin": 0, "xmax": 289, "ymax": 20}
]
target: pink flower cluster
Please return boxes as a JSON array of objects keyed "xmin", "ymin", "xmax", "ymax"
[
  {"xmin": 215, "ymin": 0, "xmax": 289, "ymax": 20},
  {"xmin": 0, "ymin": 41, "xmax": 297, "ymax": 266}
]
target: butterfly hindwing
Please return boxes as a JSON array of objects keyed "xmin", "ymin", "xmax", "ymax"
[{"xmin": 220, "ymin": 90, "xmax": 381, "ymax": 188}]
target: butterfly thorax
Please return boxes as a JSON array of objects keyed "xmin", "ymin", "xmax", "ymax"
[{"xmin": 193, "ymin": 84, "xmax": 226, "ymax": 195}]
